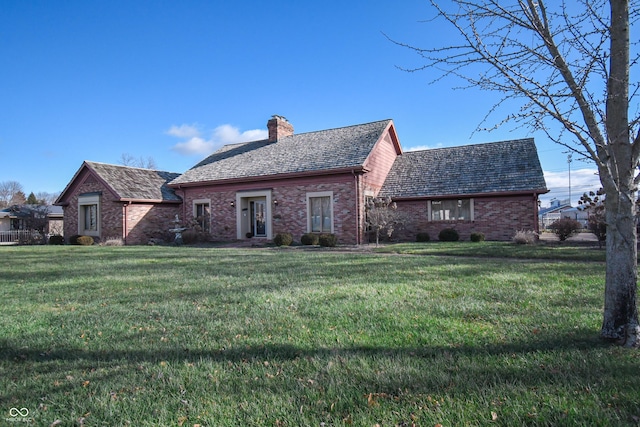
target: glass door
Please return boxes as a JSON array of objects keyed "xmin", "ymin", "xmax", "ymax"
[{"xmin": 253, "ymin": 199, "xmax": 266, "ymax": 237}]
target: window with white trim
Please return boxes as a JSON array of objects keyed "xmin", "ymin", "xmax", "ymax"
[
  {"xmin": 307, "ymin": 191, "xmax": 333, "ymax": 233},
  {"xmin": 78, "ymin": 193, "xmax": 100, "ymax": 236},
  {"xmin": 193, "ymin": 199, "xmax": 211, "ymax": 233},
  {"xmin": 429, "ymin": 199, "xmax": 473, "ymax": 221}
]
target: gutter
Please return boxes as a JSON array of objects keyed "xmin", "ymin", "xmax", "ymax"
[
  {"xmin": 119, "ymin": 198, "xmax": 182, "ymax": 204},
  {"xmin": 353, "ymin": 169, "xmax": 361, "ymax": 245},
  {"xmin": 389, "ymin": 188, "xmax": 550, "ymax": 201},
  {"xmin": 167, "ymin": 166, "xmax": 369, "ymax": 189},
  {"xmin": 123, "ymin": 202, "xmax": 129, "ymax": 245}
]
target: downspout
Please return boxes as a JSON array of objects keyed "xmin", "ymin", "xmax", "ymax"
[
  {"xmin": 123, "ymin": 202, "xmax": 129, "ymax": 245},
  {"xmin": 533, "ymin": 193, "xmax": 540, "ymax": 235},
  {"xmin": 174, "ymin": 186, "xmax": 186, "ymax": 224},
  {"xmin": 180, "ymin": 187, "xmax": 187, "ymax": 224},
  {"xmin": 353, "ymin": 169, "xmax": 361, "ymax": 245}
]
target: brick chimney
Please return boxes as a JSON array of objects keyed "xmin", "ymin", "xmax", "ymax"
[{"xmin": 267, "ymin": 115, "xmax": 294, "ymax": 142}]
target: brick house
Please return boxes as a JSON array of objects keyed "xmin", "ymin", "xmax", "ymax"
[
  {"xmin": 55, "ymin": 162, "xmax": 182, "ymax": 244},
  {"xmin": 378, "ymin": 140, "xmax": 548, "ymax": 241},
  {"xmin": 56, "ymin": 116, "xmax": 548, "ymax": 244}
]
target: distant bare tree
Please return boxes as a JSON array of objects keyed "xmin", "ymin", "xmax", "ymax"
[
  {"xmin": 0, "ymin": 181, "xmax": 24, "ymax": 208},
  {"xmin": 391, "ymin": 0, "xmax": 640, "ymax": 346},
  {"xmin": 11, "ymin": 190, "xmax": 26, "ymax": 206},
  {"xmin": 119, "ymin": 153, "xmax": 157, "ymax": 169},
  {"xmin": 35, "ymin": 191, "xmax": 60, "ymax": 205}
]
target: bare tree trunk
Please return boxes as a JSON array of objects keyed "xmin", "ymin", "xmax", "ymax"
[
  {"xmin": 602, "ymin": 192, "xmax": 639, "ymax": 346},
  {"xmin": 600, "ymin": 0, "xmax": 639, "ymax": 347},
  {"xmin": 390, "ymin": 0, "xmax": 640, "ymax": 345}
]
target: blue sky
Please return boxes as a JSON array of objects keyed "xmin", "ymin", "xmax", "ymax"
[{"xmin": 1, "ymin": 1, "xmax": 599, "ymax": 207}]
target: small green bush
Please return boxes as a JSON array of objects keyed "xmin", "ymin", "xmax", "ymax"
[
  {"xmin": 48, "ymin": 235, "xmax": 65, "ymax": 245},
  {"xmin": 416, "ymin": 232, "xmax": 430, "ymax": 242},
  {"xmin": 75, "ymin": 235, "xmax": 94, "ymax": 246},
  {"xmin": 438, "ymin": 228, "xmax": 459, "ymax": 242},
  {"xmin": 68, "ymin": 235, "xmax": 81, "ymax": 245},
  {"xmin": 470, "ymin": 232, "xmax": 485, "ymax": 242},
  {"xmin": 300, "ymin": 233, "xmax": 319, "ymax": 245},
  {"xmin": 318, "ymin": 233, "xmax": 337, "ymax": 247},
  {"xmin": 273, "ymin": 232, "xmax": 293, "ymax": 246}
]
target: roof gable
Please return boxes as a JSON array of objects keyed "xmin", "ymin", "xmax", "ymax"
[
  {"xmin": 170, "ymin": 120, "xmax": 393, "ymax": 186},
  {"xmin": 379, "ymin": 138, "xmax": 548, "ymax": 198},
  {"xmin": 56, "ymin": 162, "xmax": 182, "ymax": 204}
]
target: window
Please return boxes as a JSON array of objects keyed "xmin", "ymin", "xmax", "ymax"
[
  {"xmin": 83, "ymin": 205, "xmax": 98, "ymax": 231},
  {"xmin": 429, "ymin": 199, "xmax": 473, "ymax": 221},
  {"xmin": 78, "ymin": 193, "xmax": 100, "ymax": 236},
  {"xmin": 193, "ymin": 200, "xmax": 211, "ymax": 233},
  {"xmin": 307, "ymin": 192, "xmax": 333, "ymax": 233}
]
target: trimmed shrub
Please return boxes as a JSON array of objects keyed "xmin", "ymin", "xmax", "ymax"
[
  {"xmin": 273, "ymin": 232, "xmax": 293, "ymax": 246},
  {"xmin": 438, "ymin": 228, "xmax": 459, "ymax": 242},
  {"xmin": 181, "ymin": 230, "xmax": 204, "ymax": 245},
  {"xmin": 300, "ymin": 233, "xmax": 319, "ymax": 246},
  {"xmin": 470, "ymin": 232, "xmax": 485, "ymax": 242},
  {"xmin": 549, "ymin": 217, "xmax": 581, "ymax": 241},
  {"xmin": 416, "ymin": 232, "xmax": 430, "ymax": 242},
  {"xmin": 48, "ymin": 235, "xmax": 65, "ymax": 245},
  {"xmin": 512, "ymin": 230, "xmax": 538, "ymax": 245},
  {"xmin": 75, "ymin": 235, "xmax": 94, "ymax": 246},
  {"xmin": 68, "ymin": 235, "xmax": 81, "ymax": 245},
  {"xmin": 318, "ymin": 233, "xmax": 337, "ymax": 247}
]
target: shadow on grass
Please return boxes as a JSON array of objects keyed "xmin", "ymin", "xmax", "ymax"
[{"xmin": 1, "ymin": 328, "xmax": 632, "ymax": 403}]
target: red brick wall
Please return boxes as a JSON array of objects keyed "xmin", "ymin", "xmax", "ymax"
[
  {"xmin": 363, "ymin": 132, "xmax": 400, "ymax": 193},
  {"xmin": 271, "ymin": 179, "xmax": 358, "ymax": 243},
  {"xmin": 62, "ymin": 173, "xmax": 122, "ymax": 243},
  {"xmin": 124, "ymin": 203, "xmax": 181, "ymax": 244},
  {"xmin": 394, "ymin": 195, "xmax": 539, "ymax": 241},
  {"xmin": 177, "ymin": 188, "xmax": 238, "ymax": 241},
  {"xmin": 180, "ymin": 173, "xmax": 361, "ymax": 244},
  {"xmin": 62, "ymin": 170, "xmax": 181, "ymax": 244}
]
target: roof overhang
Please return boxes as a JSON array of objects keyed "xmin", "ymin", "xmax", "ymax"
[
  {"xmin": 168, "ymin": 166, "xmax": 368, "ymax": 189},
  {"xmin": 390, "ymin": 188, "xmax": 550, "ymax": 201},
  {"xmin": 120, "ymin": 198, "xmax": 183, "ymax": 204}
]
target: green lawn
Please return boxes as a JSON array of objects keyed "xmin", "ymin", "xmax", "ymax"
[{"xmin": 0, "ymin": 243, "xmax": 638, "ymax": 426}]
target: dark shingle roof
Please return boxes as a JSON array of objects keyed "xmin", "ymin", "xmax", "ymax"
[
  {"xmin": 86, "ymin": 162, "xmax": 182, "ymax": 202},
  {"xmin": 379, "ymin": 138, "xmax": 547, "ymax": 198},
  {"xmin": 170, "ymin": 120, "xmax": 392, "ymax": 185}
]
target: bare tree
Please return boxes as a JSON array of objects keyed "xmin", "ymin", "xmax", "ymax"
[
  {"xmin": 365, "ymin": 196, "xmax": 404, "ymax": 246},
  {"xmin": 0, "ymin": 181, "xmax": 24, "ymax": 208},
  {"xmin": 391, "ymin": 1, "xmax": 639, "ymax": 346},
  {"xmin": 35, "ymin": 191, "xmax": 60, "ymax": 205},
  {"xmin": 119, "ymin": 153, "xmax": 158, "ymax": 170}
]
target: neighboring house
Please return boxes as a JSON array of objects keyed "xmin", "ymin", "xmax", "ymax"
[
  {"xmin": 56, "ymin": 116, "xmax": 548, "ymax": 244},
  {"xmin": 55, "ymin": 162, "xmax": 182, "ymax": 244},
  {"xmin": 0, "ymin": 204, "xmax": 63, "ymax": 244},
  {"xmin": 538, "ymin": 199, "xmax": 586, "ymax": 229}
]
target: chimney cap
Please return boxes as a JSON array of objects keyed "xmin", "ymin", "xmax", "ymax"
[{"xmin": 271, "ymin": 114, "xmax": 289, "ymax": 122}]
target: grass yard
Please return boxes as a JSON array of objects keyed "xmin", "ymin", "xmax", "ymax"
[{"xmin": 0, "ymin": 243, "xmax": 638, "ymax": 426}]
